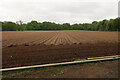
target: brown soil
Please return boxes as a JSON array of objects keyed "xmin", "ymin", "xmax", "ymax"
[
  {"xmin": 2, "ymin": 42, "xmax": 118, "ymax": 68},
  {"xmin": 2, "ymin": 31, "xmax": 118, "ymax": 68},
  {"xmin": 2, "ymin": 31, "xmax": 118, "ymax": 47},
  {"xmin": 2, "ymin": 60, "xmax": 119, "ymax": 78}
]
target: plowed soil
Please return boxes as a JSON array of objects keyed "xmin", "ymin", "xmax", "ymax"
[
  {"xmin": 2, "ymin": 31, "xmax": 118, "ymax": 68},
  {"xmin": 2, "ymin": 31, "xmax": 118, "ymax": 47}
]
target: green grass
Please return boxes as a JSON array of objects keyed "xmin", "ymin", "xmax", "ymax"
[
  {"xmin": 51, "ymin": 71, "xmax": 64, "ymax": 76},
  {"xmin": 74, "ymin": 59, "xmax": 87, "ymax": 61},
  {"xmin": 2, "ymin": 30, "xmax": 23, "ymax": 32},
  {"xmin": 2, "ymin": 30, "xmax": 119, "ymax": 32},
  {"xmin": 2, "ymin": 59, "xmax": 119, "ymax": 78}
]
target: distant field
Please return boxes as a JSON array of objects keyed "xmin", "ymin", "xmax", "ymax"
[{"xmin": 2, "ymin": 31, "xmax": 118, "ymax": 47}]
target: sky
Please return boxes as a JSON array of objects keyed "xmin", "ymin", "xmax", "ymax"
[{"xmin": 0, "ymin": 0, "xmax": 119, "ymax": 24}]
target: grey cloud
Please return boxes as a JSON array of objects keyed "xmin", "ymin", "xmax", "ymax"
[{"xmin": 0, "ymin": 0, "xmax": 119, "ymax": 24}]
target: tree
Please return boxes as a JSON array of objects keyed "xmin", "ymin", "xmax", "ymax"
[
  {"xmin": 16, "ymin": 20, "xmax": 26, "ymax": 31},
  {"xmin": 1, "ymin": 17, "xmax": 119, "ymax": 31},
  {"xmin": 2, "ymin": 21, "xmax": 17, "ymax": 31},
  {"xmin": 62, "ymin": 23, "xmax": 71, "ymax": 30},
  {"xmin": 112, "ymin": 18, "xmax": 120, "ymax": 31},
  {"xmin": 26, "ymin": 21, "xmax": 39, "ymax": 30},
  {"xmin": 71, "ymin": 24, "xmax": 79, "ymax": 30}
]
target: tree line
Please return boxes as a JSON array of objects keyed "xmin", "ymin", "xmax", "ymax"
[{"xmin": 2, "ymin": 17, "xmax": 120, "ymax": 31}]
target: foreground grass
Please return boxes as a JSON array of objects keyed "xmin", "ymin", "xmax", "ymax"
[
  {"xmin": 74, "ymin": 59, "xmax": 87, "ymax": 61},
  {"xmin": 2, "ymin": 59, "xmax": 118, "ymax": 78}
]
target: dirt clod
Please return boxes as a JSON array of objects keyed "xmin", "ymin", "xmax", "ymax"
[{"xmin": 24, "ymin": 44, "xmax": 29, "ymax": 46}]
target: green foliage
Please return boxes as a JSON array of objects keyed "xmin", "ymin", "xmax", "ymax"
[
  {"xmin": 74, "ymin": 59, "xmax": 86, "ymax": 61},
  {"xmin": 62, "ymin": 23, "xmax": 71, "ymax": 30},
  {"xmin": 2, "ymin": 21, "xmax": 17, "ymax": 31},
  {"xmin": 2, "ymin": 17, "xmax": 120, "ymax": 31},
  {"xmin": 51, "ymin": 71, "xmax": 64, "ymax": 76},
  {"xmin": 26, "ymin": 21, "xmax": 40, "ymax": 30}
]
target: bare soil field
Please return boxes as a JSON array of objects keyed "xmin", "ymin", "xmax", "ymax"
[
  {"xmin": 2, "ymin": 31, "xmax": 118, "ymax": 47},
  {"xmin": 2, "ymin": 31, "xmax": 118, "ymax": 68}
]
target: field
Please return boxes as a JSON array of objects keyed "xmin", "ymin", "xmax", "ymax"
[
  {"xmin": 2, "ymin": 31, "xmax": 118, "ymax": 68},
  {"xmin": 2, "ymin": 31, "xmax": 118, "ymax": 47}
]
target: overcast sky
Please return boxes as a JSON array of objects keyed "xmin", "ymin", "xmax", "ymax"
[{"xmin": 0, "ymin": 0, "xmax": 119, "ymax": 24}]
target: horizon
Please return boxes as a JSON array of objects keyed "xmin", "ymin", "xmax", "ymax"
[{"xmin": 1, "ymin": 17, "xmax": 118, "ymax": 25}]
